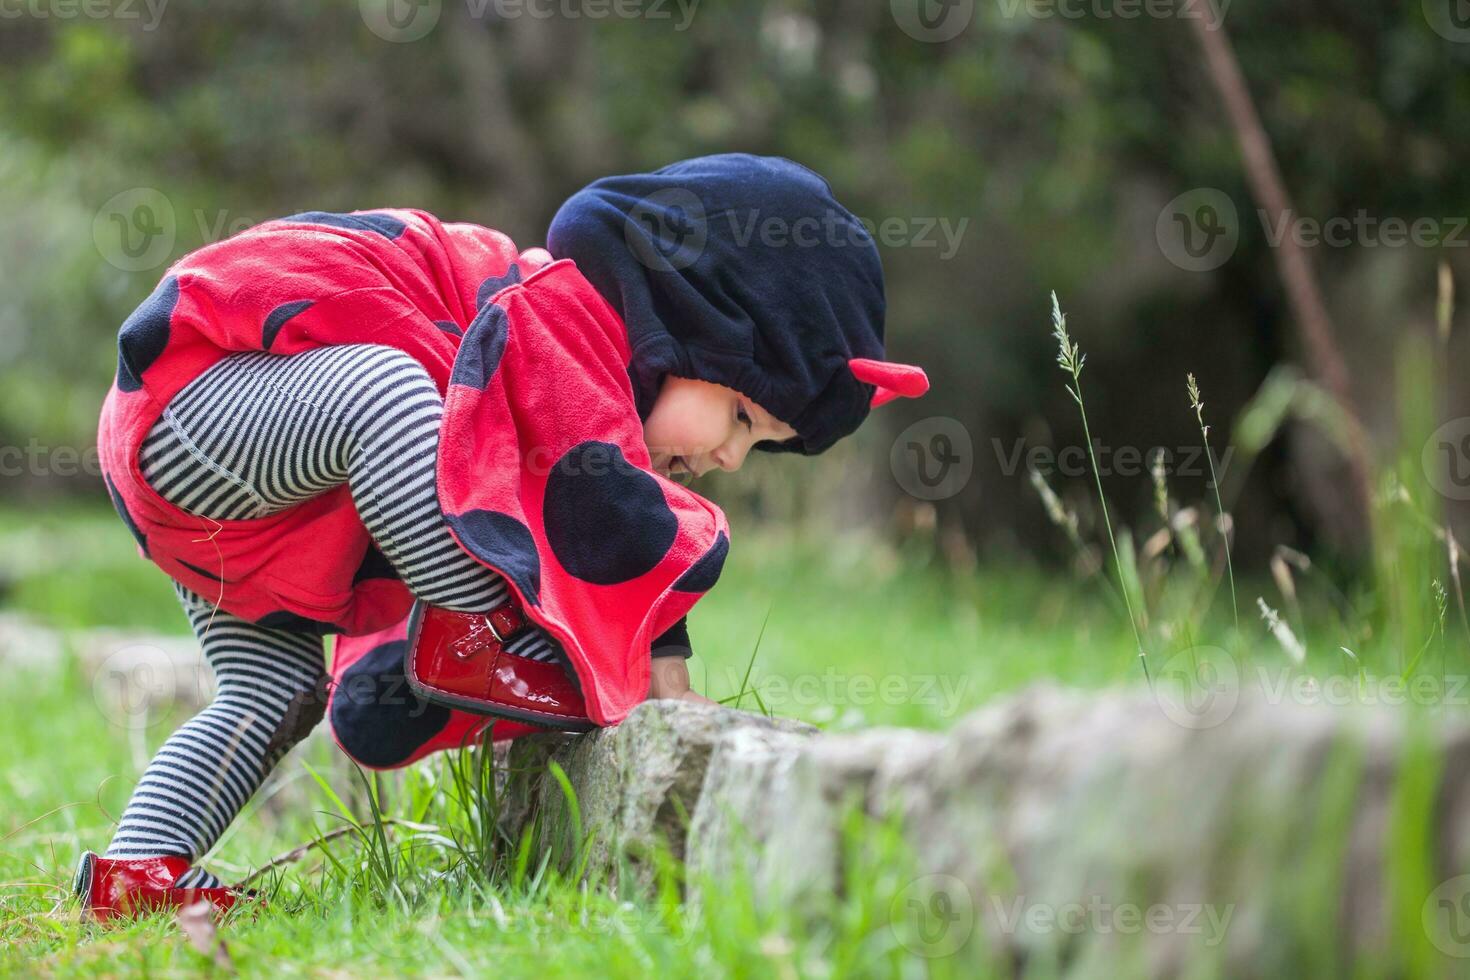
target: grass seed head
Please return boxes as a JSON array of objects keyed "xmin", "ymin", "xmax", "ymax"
[
  {"xmin": 1257, "ymin": 596, "xmax": 1307, "ymax": 665},
  {"xmin": 1050, "ymin": 291, "xmax": 1084, "ymax": 378},
  {"xmin": 1029, "ymin": 466, "xmax": 1079, "ymax": 537},
  {"xmin": 1439, "ymin": 261, "xmax": 1454, "ymax": 345},
  {"xmin": 1186, "ymin": 373, "xmax": 1209, "ymax": 438},
  {"xmin": 1150, "ymin": 449, "xmax": 1169, "ymax": 525}
]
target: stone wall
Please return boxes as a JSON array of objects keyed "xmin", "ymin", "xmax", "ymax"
[{"xmin": 498, "ymin": 692, "xmax": 1470, "ymax": 976}]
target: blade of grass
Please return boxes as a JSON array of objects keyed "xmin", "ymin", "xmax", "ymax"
[{"xmin": 1051, "ymin": 292, "xmax": 1151, "ymax": 683}]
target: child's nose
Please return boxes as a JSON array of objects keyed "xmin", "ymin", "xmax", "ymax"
[{"xmin": 712, "ymin": 442, "xmax": 749, "ymax": 474}]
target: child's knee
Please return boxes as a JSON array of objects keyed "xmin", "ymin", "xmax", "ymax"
[{"xmin": 265, "ymin": 674, "xmax": 330, "ymax": 757}]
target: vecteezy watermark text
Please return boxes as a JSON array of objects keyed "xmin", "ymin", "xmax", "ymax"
[
  {"xmin": 0, "ymin": 441, "xmax": 103, "ymax": 478},
  {"xmin": 0, "ymin": 0, "xmax": 168, "ymax": 30},
  {"xmin": 993, "ymin": 438, "xmax": 1233, "ymax": 485},
  {"xmin": 726, "ymin": 667, "xmax": 973, "ymax": 718},
  {"xmin": 1157, "ymin": 187, "xmax": 1470, "ymax": 272},
  {"xmin": 1153, "ymin": 646, "xmax": 1470, "ymax": 731},
  {"xmin": 890, "ymin": 0, "xmax": 1226, "ymax": 44},
  {"xmin": 1259, "ymin": 210, "xmax": 1469, "ymax": 250},
  {"xmin": 989, "ymin": 894, "xmax": 1235, "ymax": 947},
  {"xmin": 993, "ymin": 0, "xmax": 1228, "ymax": 26},
  {"xmin": 359, "ymin": 0, "xmax": 699, "ymax": 43},
  {"xmin": 888, "ymin": 874, "xmax": 1235, "ymax": 959},
  {"xmin": 623, "ymin": 189, "xmax": 970, "ymax": 272}
]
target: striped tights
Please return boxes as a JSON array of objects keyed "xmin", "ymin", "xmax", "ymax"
[{"xmin": 105, "ymin": 344, "xmax": 564, "ymax": 887}]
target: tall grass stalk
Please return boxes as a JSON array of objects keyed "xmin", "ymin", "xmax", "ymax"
[
  {"xmin": 723, "ymin": 604, "xmax": 773, "ymax": 713},
  {"xmin": 1189, "ymin": 373, "xmax": 1240, "ymax": 634},
  {"xmin": 1050, "ymin": 292, "xmax": 1150, "ymax": 682},
  {"xmin": 1028, "ymin": 464, "xmax": 1127, "ymax": 617}
]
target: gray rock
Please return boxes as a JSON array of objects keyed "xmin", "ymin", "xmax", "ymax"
[
  {"xmin": 684, "ymin": 724, "xmax": 815, "ymax": 901},
  {"xmin": 864, "ymin": 684, "xmax": 1470, "ymax": 976},
  {"xmin": 497, "ymin": 699, "xmax": 815, "ymax": 894},
  {"xmin": 756, "ymin": 728, "xmax": 946, "ymax": 909},
  {"xmin": 498, "ymin": 682, "xmax": 1470, "ymax": 976}
]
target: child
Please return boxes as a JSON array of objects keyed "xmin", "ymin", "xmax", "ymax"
[{"xmin": 75, "ymin": 153, "xmax": 929, "ymax": 920}]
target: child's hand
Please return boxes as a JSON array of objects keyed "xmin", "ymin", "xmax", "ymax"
[{"xmin": 648, "ymin": 656, "xmax": 718, "ymax": 706}]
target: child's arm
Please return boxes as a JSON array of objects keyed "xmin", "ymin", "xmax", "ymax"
[
  {"xmin": 649, "ymin": 656, "xmax": 717, "ymax": 706},
  {"xmin": 646, "ymin": 616, "xmax": 714, "ymax": 704}
]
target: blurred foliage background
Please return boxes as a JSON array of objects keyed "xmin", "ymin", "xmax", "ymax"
[{"xmin": 1, "ymin": 0, "xmax": 1468, "ymax": 573}]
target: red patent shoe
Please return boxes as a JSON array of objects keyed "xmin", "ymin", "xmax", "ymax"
[
  {"xmin": 73, "ymin": 851, "xmax": 239, "ymax": 922},
  {"xmin": 405, "ymin": 599, "xmax": 595, "ymax": 732}
]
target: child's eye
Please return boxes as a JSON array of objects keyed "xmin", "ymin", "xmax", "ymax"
[{"xmin": 737, "ymin": 404, "xmax": 753, "ymax": 429}]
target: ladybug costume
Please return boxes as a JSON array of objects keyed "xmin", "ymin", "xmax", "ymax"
[{"xmin": 82, "ymin": 154, "xmax": 929, "ymax": 918}]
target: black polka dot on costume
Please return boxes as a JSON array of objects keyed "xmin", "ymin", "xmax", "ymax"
[
  {"xmin": 116, "ymin": 275, "xmax": 179, "ymax": 392},
  {"xmin": 353, "ymin": 543, "xmax": 400, "ymax": 584},
  {"xmin": 256, "ymin": 609, "xmax": 341, "ymax": 636},
  {"xmin": 672, "ymin": 530, "xmax": 728, "ymax": 593},
  {"xmin": 281, "ymin": 210, "xmax": 407, "ymax": 240},
  {"xmin": 445, "ymin": 509, "xmax": 541, "ymax": 604},
  {"xmin": 476, "ymin": 263, "xmax": 523, "ymax": 309},
  {"xmin": 544, "ymin": 441, "xmax": 678, "ymax": 585},
  {"xmin": 262, "ymin": 300, "xmax": 315, "ymax": 350},
  {"xmin": 434, "ymin": 320, "xmax": 464, "ymax": 338},
  {"xmin": 329, "ymin": 639, "xmax": 450, "ymax": 769},
  {"xmin": 102, "ymin": 472, "xmax": 147, "ymax": 555},
  {"xmin": 449, "ymin": 303, "xmax": 509, "ymax": 391}
]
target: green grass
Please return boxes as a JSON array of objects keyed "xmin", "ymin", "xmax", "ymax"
[{"xmin": 0, "ymin": 500, "xmax": 1143, "ymax": 729}]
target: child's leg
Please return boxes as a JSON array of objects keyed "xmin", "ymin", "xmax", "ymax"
[
  {"xmin": 140, "ymin": 343, "xmax": 563, "ymax": 661},
  {"xmin": 104, "ymin": 345, "xmax": 570, "ymax": 883},
  {"xmin": 104, "ymin": 582, "xmax": 326, "ymax": 887}
]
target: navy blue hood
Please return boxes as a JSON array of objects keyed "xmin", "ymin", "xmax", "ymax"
[{"xmin": 546, "ymin": 153, "xmax": 889, "ymax": 455}]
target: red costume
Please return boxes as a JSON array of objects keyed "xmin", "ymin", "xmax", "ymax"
[
  {"xmin": 82, "ymin": 156, "xmax": 932, "ymax": 920},
  {"xmin": 97, "ymin": 209, "xmax": 728, "ymax": 728}
]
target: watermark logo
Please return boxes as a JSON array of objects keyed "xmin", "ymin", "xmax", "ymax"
[
  {"xmin": 1424, "ymin": 417, "xmax": 1470, "ymax": 502},
  {"xmin": 891, "ymin": 0, "xmax": 975, "ymax": 42},
  {"xmin": 891, "ymin": 874, "xmax": 975, "ymax": 957},
  {"xmin": 360, "ymin": 0, "xmax": 441, "ymax": 41},
  {"xmin": 1157, "ymin": 187, "xmax": 1239, "ymax": 272},
  {"xmin": 1153, "ymin": 646, "xmax": 1239, "ymax": 730},
  {"xmin": 93, "ymin": 188, "xmax": 175, "ymax": 273},
  {"xmin": 625, "ymin": 187, "xmax": 708, "ymax": 272},
  {"xmin": 92, "ymin": 644, "xmax": 186, "ymax": 731},
  {"xmin": 1424, "ymin": 0, "xmax": 1470, "ymax": 43},
  {"xmin": 1159, "ymin": 192, "xmax": 1468, "ymax": 272},
  {"xmin": 1424, "ymin": 875, "xmax": 1470, "ymax": 958},
  {"xmin": 892, "ymin": 416, "xmax": 974, "ymax": 502},
  {"xmin": 92, "ymin": 194, "xmax": 266, "ymax": 273},
  {"xmin": 1154, "ymin": 663, "xmax": 1470, "ymax": 730}
]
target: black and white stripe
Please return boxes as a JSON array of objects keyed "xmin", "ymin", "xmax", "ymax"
[
  {"xmin": 105, "ymin": 582, "xmax": 326, "ymax": 889},
  {"xmin": 139, "ymin": 343, "xmax": 561, "ymax": 662}
]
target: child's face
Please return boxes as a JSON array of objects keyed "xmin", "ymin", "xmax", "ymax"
[{"xmin": 643, "ymin": 376, "xmax": 797, "ymax": 479}]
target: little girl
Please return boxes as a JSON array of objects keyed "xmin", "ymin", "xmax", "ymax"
[{"xmin": 75, "ymin": 153, "xmax": 929, "ymax": 919}]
